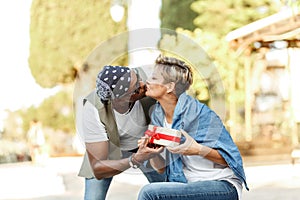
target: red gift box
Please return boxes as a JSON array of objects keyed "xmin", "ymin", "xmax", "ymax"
[{"xmin": 145, "ymin": 125, "xmax": 181, "ymax": 147}]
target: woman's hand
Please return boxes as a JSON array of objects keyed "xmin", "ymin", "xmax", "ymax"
[
  {"xmin": 167, "ymin": 129, "xmax": 228, "ymax": 166},
  {"xmin": 167, "ymin": 129, "xmax": 202, "ymax": 155}
]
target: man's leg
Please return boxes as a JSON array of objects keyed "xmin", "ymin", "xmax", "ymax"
[
  {"xmin": 122, "ymin": 150, "xmax": 165, "ymax": 183},
  {"xmin": 139, "ymin": 162, "xmax": 165, "ymax": 183},
  {"xmin": 84, "ymin": 177, "xmax": 113, "ymax": 200}
]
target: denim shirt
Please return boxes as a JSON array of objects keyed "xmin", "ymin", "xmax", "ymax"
[{"xmin": 151, "ymin": 92, "xmax": 249, "ymax": 190}]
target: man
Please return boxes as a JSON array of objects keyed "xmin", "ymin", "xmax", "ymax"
[{"xmin": 78, "ymin": 65, "xmax": 164, "ymax": 200}]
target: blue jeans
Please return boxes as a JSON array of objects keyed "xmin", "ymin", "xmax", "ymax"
[
  {"xmin": 84, "ymin": 151, "xmax": 165, "ymax": 200},
  {"xmin": 138, "ymin": 180, "xmax": 238, "ymax": 200},
  {"xmin": 84, "ymin": 177, "xmax": 112, "ymax": 200}
]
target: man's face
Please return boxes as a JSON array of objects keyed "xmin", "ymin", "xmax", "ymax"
[{"xmin": 112, "ymin": 70, "xmax": 146, "ymax": 104}]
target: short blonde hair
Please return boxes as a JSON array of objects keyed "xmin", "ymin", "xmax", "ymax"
[{"xmin": 155, "ymin": 54, "xmax": 193, "ymax": 97}]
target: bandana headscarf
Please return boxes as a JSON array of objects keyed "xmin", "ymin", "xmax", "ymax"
[{"xmin": 96, "ymin": 66, "xmax": 131, "ymax": 103}]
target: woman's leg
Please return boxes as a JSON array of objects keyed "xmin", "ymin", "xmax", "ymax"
[
  {"xmin": 139, "ymin": 163, "xmax": 166, "ymax": 183},
  {"xmin": 138, "ymin": 180, "xmax": 238, "ymax": 200}
]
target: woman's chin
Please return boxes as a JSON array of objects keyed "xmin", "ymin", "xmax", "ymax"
[{"xmin": 145, "ymin": 91, "xmax": 154, "ymax": 98}]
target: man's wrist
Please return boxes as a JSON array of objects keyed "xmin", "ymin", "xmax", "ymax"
[
  {"xmin": 129, "ymin": 153, "xmax": 142, "ymax": 169},
  {"xmin": 132, "ymin": 154, "xmax": 143, "ymax": 165}
]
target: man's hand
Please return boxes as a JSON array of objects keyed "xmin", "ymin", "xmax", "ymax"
[{"xmin": 134, "ymin": 136, "xmax": 164, "ymax": 162}]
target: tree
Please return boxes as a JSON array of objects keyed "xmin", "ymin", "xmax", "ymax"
[
  {"xmin": 29, "ymin": 0, "xmax": 127, "ymax": 88},
  {"xmin": 191, "ymin": 0, "xmax": 279, "ymax": 35},
  {"xmin": 160, "ymin": 0, "xmax": 281, "ymax": 140},
  {"xmin": 160, "ymin": 0, "xmax": 197, "ymax": 31},
  {"xmin": 25, "ymin": 0, "xmax": 128, "ymax": 139},
  {"xmin": 19, "ymin": 88, "xmax": 74, "ymax": 134},
  {"xmin": 160, "ymin": 0, "xmax": 279, "ymax": 104}
]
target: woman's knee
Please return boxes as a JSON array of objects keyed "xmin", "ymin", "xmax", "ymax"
[{"xmin": 138, "ymin": 184, "xmax": 158, "ymax": 200}]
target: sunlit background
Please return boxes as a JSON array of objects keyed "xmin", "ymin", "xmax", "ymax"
[
  {"xmin": 1, "ymin": 0, "xmax": 300, "ymax": 199},
  {"xmin": 0, "ymin": 1, "xmax": 59, "ymax": 112}
]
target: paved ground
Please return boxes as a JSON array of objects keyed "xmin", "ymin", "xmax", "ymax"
[{"xmin": 0, "ymin": 155, "xmax": 299, "ymax": 200}]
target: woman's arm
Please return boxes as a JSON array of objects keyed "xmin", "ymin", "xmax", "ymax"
[
  {"xmin": 167, "ymin": 130, "xmax": 228, "ymax": 166},
  {"xmin": 198, "ymin": 145, "xmax": 228, "ymax": 166},
  {"xmin": 149, "ymin": 154, "xmax": 166, "ymax": 174}
]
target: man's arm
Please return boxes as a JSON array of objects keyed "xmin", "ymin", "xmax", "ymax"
[
  {"xmin": 86, "ymin": 141, "xmax": 131, "ymax": 180},
  {"xmin": 135, "ymin": 136, "xmax": 166, "ymax": 173}
]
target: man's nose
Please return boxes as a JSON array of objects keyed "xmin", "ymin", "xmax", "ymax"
[{"xmin": 139, "ymin": 80, "xmax": 145, "ymax": 86}]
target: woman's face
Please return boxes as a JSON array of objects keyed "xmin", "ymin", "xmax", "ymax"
[{"xmin": 146, "ymin": 67, "xmax": 168, "ymax": 99}]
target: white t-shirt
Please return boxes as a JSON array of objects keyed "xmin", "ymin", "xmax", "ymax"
[
  {"xmin": 164, "ymin": 120, "xmax": 243, "ymax": 200},
  {"xmin": 82, "ymin": 100, "xmax": 147, "ymax": 151}
]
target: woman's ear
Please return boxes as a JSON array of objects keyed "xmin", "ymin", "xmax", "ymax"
[{"xmin": 166, "ymin": 82, "xmax": 175, "ymax": 93}]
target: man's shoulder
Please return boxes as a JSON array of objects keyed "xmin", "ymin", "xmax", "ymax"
[
  {"xmin": 84, "ymin": 90, "xmax": 104, "ymax": 108},
  {"xmin": 139, "ymin": 96, "xmax": 156, "ymax": 106},
  {"xmin": 139, "ymin": 97, "xmax": 157, "ymax": 124},
  {"xmin": 139, "ymin": 97, "xmax": 156, "ymax": 114}
]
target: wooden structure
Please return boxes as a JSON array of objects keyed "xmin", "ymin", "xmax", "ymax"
[{"xmin": 226, "ymin": 8, "xmax": 300, "ymax": 146}]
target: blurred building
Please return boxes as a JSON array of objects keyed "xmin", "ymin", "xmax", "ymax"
[{"xmin": 226, "ymin": 7, "xmax": 300, "ymax": 154}]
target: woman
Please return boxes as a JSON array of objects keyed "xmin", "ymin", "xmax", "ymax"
[{"xmin": 133, "ymin": 55, "xmax": 248, "ymax": 200}]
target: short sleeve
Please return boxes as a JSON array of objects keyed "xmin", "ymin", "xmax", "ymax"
[{"xmin": 82, "ymin": 101, "xmax": 108, "ymax": 143}]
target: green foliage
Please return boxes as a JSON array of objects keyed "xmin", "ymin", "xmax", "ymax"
[
  {"xmin": 1, "ymin": 111, "xmax": 26, "ymax": 141},
  {"xmin": 20, "ymin": 87, "xmax": 75, "ymax": 134},
  {"xmin": 163, "ymin": 28, "xmax": 245, "ymax": 108},
  {"xmin": 0, "ymin": 140, "xmax": 30, "ymax": 164},
  {"xmin": 29, "ymin": 0, "xmax": 127, "ymax": 88},
  {"xmin": 160, "ymin": 0, "xmax": 282, "ymax": 130},
  {"xmin": 191, "ymin": 0, "xmax": 279, "ymax": 35},
  {"xmin": 187, "ymin": 1, "xmax": 279, "ymax": 105},
  {"xmin": 159, "ymin": 29, "xmax": 222, "ymax": 107},
  {"xmin": 285, "ymin": 0, "xmax": 300, "ymax": 8},
  {"xmin": 24, "ymin": 0, "xmax": 287, "ymax": 144},
  {"xmin": 160, "ymin": 0, "xmax": 198, "ymax": 31}
]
